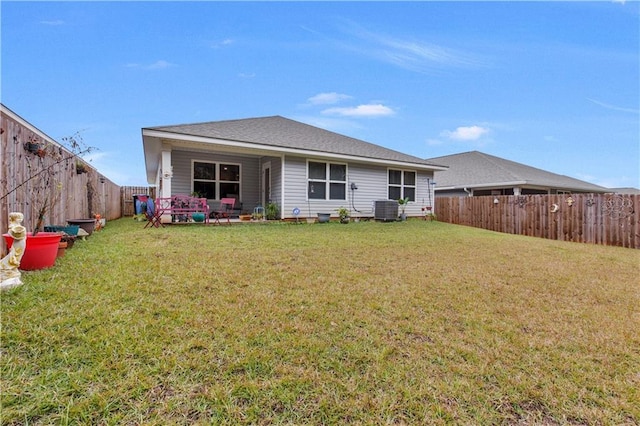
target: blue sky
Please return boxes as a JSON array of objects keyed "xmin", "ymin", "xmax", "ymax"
[{"xmin": 2, "ymin": 1, "xmax": 638, "ymax": 188}]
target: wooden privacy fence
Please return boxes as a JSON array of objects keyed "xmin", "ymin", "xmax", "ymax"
[
  {"xmin": 121, "ymin": 186, "xmax": 156, "ymax": 216},
  {"xmin": 1, "ymin": 107, "xmax": 122, "ymax": 236},
  {"xmin": 435, "ymin": 194, "xmax": 640, "ymax": 249},
  {"xmin": 1, "ymin": 106, "xmax": 159, "ymax": 239}
]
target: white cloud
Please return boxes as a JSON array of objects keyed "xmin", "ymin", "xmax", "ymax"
[
  {"xmin": 147, "ymin": 60, "xmax": 174, "ymax": 70},
  {"xmin": 81, "ymin": 150, "xmax": 107, "ymax": 165},
  {"xmin": 440, "ymin": 125, "xmax": 490, "ymax": 141},
  {"xmin": 211, "ymin": 39, "xmax": 234, "ymax": 48},
  {"xmin": 322, "ymin": 103, "xmax": 395, "ymax": 117},
  {"xmin": 125, "ymin": 60, "xmax": 176, "ymax": 70},
  {"xmin": 40, "ymin": 20, "xmax": 65, "ymax": 26},
  {"xmin": 308, "ymin": 92, "xmax": 353, "ymax": 105},
  {"xmin": 339, "ymin": 21, "xmax": 488, "ymax": 73},
  {"xmin": 587, "ymin": 98, "xmax": 639, "ymax": 114},
  {"xmin": 574, "ymin": 173, "xmax": 630, "ymax": 189}
]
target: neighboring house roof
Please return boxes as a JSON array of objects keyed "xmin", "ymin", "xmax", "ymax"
[
  {"xmin": 143, "ymin": 116, "xmax": 447, "ymax": 183},
  {"xmin": 610, "ymin": 187, "xmax": 640, "ymax": 195},
  {"xmin": 426, "ymin": 151, "xmax": 609, "ymax": 193}
]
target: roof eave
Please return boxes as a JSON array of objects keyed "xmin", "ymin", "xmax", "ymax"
[
  {"xmin": 142, "ymin": 129, "xmax": 448, "ymax": 172},
  {"xmin": 435, "ymin": 181, "xmax": 608, "ymax": 193},
  {"xmin": 435, "ymin": 181, "xmax": 528, "ymax": 191}
]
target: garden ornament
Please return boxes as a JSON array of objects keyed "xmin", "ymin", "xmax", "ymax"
[{"xmin": 1, "ymin": 212, "xmax": 27, "ymax": 290}]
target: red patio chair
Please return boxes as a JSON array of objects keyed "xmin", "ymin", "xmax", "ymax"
[
  {"xmin": 145, "ymin": 198, "xmax": 166, "ymax": 228},
  {"xmin": 212, "ymin": 198, "xmax": 236, "ymax": 225}
]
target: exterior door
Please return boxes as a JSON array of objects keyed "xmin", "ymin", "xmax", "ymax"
[{"xmin": 262, "ymin": 162, "xmax": 271, "ymax": 206}]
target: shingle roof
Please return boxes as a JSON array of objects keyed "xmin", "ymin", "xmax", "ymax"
[
  {"xmin": 426, "ymin": 151, "xmax": 608, "ymax": 193},
  {"xmin": 147, "ymin": 115, "xmax": 443, "ymax": 168}
]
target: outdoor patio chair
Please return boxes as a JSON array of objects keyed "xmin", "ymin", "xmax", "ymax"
[
  {"xmin": 212, "ymin": 197, "xmax": 236, "ymax": 225},
  {"xmin": 143, "ymin": 197, "xmax": 163, "ymax": 228}
]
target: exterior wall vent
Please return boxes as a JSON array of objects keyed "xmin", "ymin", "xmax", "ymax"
[{"xmin": 374, "ymin": 200, "xmax": 398, "ymax": 222}]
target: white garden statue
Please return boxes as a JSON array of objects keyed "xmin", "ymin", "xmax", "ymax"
[{"xmin": 1, "ymin": 212, "xmax": 28, "ymax": 291}]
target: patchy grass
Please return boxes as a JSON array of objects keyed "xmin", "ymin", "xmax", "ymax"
[{"xmin": 2, "ymin": 218, "xmax": 639, "ymax": 425}]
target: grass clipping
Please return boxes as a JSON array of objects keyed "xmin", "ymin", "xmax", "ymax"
[{"xmin": 2, "ymin": 219, "xmax": 639, "ymax": 424}]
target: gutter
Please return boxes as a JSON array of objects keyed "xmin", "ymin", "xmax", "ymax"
[{"xmin": 142, "ymin": 129, "xmax": 449, "ymax": 172}]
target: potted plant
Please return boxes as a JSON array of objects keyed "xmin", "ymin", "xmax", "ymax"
[
  {"xmin": 397, "ymin": 197, "xmax": 409, "ymax": 221},
  {"xmin": 317, "ymin": 212, "xmax": 331, "ymax": 223},
  {"xmin": 336, "ymin": 206, "xmax": 350, "ymax": 224},
  {"xmin": 2, "ymin": 131, "xmax": 94, "ymax": 270},
  {"xmin": 422, "ymin": 206, "xmax": 436, "ymax": 221},
  {"xmin": 57, "ymin": 238, "xmax": 68, "ymax": 258},
  {"xmin": 3, "ymin": 230, "xmax": 61, "ymax": 271},
  {"xmin": 191, "ymin": 212, "xmax": 206, "ymax": 223},
  {"xmin": 75, "ymin": 160, "xmax": 88, "ymax": 174},
  {"xmin": 44, "ymin": 224, "xmax": 80, "ymax": 236},
  {"xmin": 265, "ymin": 202, "xmax": 279, "ymax": 220},
  {"xmin": 60, "ymin": 233, "xmax": 77, "ymax": 249},
  {"xmin": 23, "ymin": 136, "xmax": 42, "ymax": 154}
]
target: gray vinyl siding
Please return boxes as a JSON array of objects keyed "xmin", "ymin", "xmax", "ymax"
[
  {"xmin": 281, "ymin": 157, "xmax": 435, "ymax": 219},
  {"xmin": 282, "ymin": 156, "xmax": 307, "ymax": 217},
  {"xmin": 241, "ymin": 158, "xmax": 260, "ymax": 214},
  {"xmin": 172, "ymin": 150, "xmax": 259, "ymax": 213},
  {"xmin": 170, "ymin": 150, "xmax": 194, "ymax": 195},
  {"xmin": 347, "ymin": 166, "xmax": 434, "ymax": 216},
  {"xmin": 285, "ymin": 155, "xmax": 368, "ymax": 218},
  {"xmin": 415, "ymin": 171, "xmax": 436, "ymax": 214},
  {"xmin": 261, "ymin": 156, "xmax": 282, "ymax": 208},
  {"xmin": 171, "ymin": 150, "xmax": 436, "ymax": 219}
]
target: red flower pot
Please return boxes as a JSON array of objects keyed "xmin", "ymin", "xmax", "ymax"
[{"xmin": 3, "ymin": 232, "xmax": 62, "ymax": 271}]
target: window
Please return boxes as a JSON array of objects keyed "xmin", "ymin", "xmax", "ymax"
[
  {"xmin": 193, "ymin": 162, "xmax": 216, "ymax": 199},
  {"xmin": 219, "ymin": 164, "xmax": 240, "ymax": 199},
  {"xmin": 308, "ymin": 161, "xmax": 346, "ymax": 200},
  {"xmin": 388, "ymin": 169, "xmax": 416, "ymax": 201},
  {"xmin": 193, "ymin": 161, "xmax": 240, "ymax": 200}
]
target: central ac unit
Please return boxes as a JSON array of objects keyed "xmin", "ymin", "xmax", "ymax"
[{"xmin": 374, "ymin": 200, "xmax": 398, "ymax": 222}]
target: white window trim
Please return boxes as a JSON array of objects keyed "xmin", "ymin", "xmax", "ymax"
[
  {"xmin": 192, "ymin": 160, "xmax": 241, "ymax": 200},
  {"xmin": 388, "ymin": 168, "xmax": 417, "ymax": 201},
  {"xmin": 307, "ymin": 160, "xmax": 348, "ymax": 201}
]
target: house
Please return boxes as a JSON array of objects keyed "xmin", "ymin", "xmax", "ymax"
[
  {"xmin": 142, "ymin": 116, "xmax": 448, "ymax": 219},
  {"xmin": 609, "ymin": 187, "xmax": 640, "ymax": 195},
  {"xmin": 425, "ymin": 151, "xmax": 609, "ymax": 197}
]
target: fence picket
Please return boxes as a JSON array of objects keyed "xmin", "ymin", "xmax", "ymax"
[
  {"xmin": 1, "ymin": 107, "xmax": 158, "ymax": 236},
  {"xmin": 436, "ymin": 194, "xmax": 639, "ymax": 249}
]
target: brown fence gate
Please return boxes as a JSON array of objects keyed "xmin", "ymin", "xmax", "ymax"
[{"xmin": 121, "ymin": 186, "xmax": 156, "ymax": 217}]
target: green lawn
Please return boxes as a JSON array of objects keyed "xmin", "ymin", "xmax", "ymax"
[{"xmin": 2, "ymin": 218, "xmax": 639, "ymax": 425}]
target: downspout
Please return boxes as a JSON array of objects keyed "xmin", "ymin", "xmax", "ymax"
[
  {"xmin": 160, "ymin": 144, "xmax": 173, "ymax": 199},
  {"xmin": 463, "ymin": 187, "xmax": 472, "ymax": 197},
  {"xmin": 279, "ymin": 154, "xmax": 285, "ymax": 220}
]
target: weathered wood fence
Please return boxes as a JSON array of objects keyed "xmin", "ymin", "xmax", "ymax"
[
  {"xmin": 1, "ymin": 105, "xmax": 161, "ymax": 240},
  {"xmin": 121, "ymin": 186, "xmax": 156, "ymax": 217},
  {"xmin": 1, "ymin": 106, "xmax": 122, "ymax": 236},
  {"xmin": 436, "ymin": 194, "xmax": 640, "ymax": 249}
]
